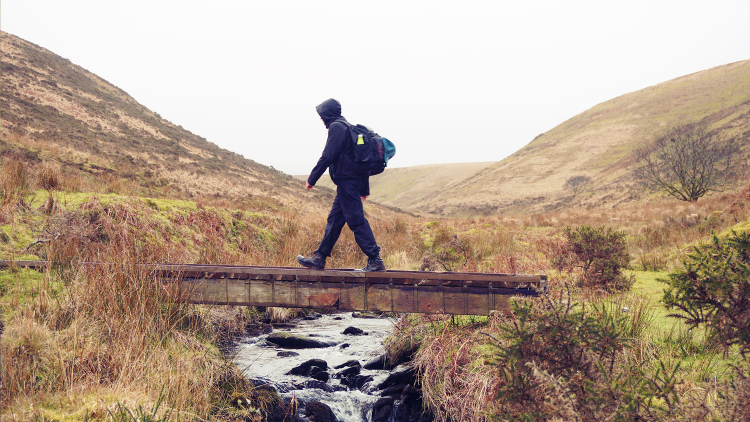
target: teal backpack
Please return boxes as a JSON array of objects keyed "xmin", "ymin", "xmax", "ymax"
[{"xmin": 347, "ymin": 123, "xmax": 396, "ymax": 176}]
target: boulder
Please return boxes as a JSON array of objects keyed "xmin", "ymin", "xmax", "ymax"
[
  {"xmin": 287, "ymin": 359, "xmax": 328, "ymax": 376},
  {"xmin": 265, "ymin": 397, "xmax": 303, "ymax": 422},
  {"xmin": 394, "ymin": 396, "xmax": 433, "ymax": 422},
  {"xmin": 334, "ymin": 359, "xmax": 361, "ymax": 369},
  {"xmin": 363, "ymin": 354, "xmax": 388, "ymax": 370},
  {"xmin": 371, "ymin": 397, "xmax": 394, "ymax": 422},
  {"xmin": 343, "ymin": 326, "xmax": 366, "ymax": 335},
  {"xmin": 353, "ymin": 375, "xmax": 374, "ymax": 390},
  {"xmin": 378, "ymin": 366, "xmax": 417, "ymax": 391},
  {"xmin": 304, "ymin": 313, "xmax": 323, "ymax": 320},
  {"xmin": 245, "ymin": 322, "xmax": 273, "ymax": 337},
  {"xmin": 310, "ymin": 371, "xmax": 330, "ymax": 382},
  {"xmin": 381, "ymin": 383, "xmax": 407, "ymax": 398},
  {"xmin": 304, "ymin": 380, "xmax": 334, "ymax": 393},
  {"xmin": 352, "ymin": 311, "xmax": 380, "ymax": 319},
  {"xmin": 304, "ymin": 401, "xmax": 336, "ymax": 422},
  {"xmin": 336, "ymin": 365, "xmax": 361, "ymax": 378},
  {"xmin": 267, "ymin": 332, "xmax": 336, "ymax": 349},
  {"xmin": 277, "ymin": 351, "xmax": 300, "ymax": 358}
]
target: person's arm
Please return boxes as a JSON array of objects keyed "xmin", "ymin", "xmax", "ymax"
[
  {"xmin": 307, "ymin": 122, "xmax": 348, "ymax": 187},
  {"xmin": 360, "ymin": 176, "xmax": 370, "ymax": 201}
]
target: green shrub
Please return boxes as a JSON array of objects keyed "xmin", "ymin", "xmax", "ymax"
[
  {"xmin": 662, "ymin": 230, "xmax": 750, "ymax": 356},
  {"xmin": 553, "ymin": 225, "xmax": 634, "ymax": 292},
  {"xmin": 419, "ymin": 226, "xmax": 470, "ymax": 272},
  {"xmin": 486, "ymin": 290, "xmax": 670, "ymax": 421}
]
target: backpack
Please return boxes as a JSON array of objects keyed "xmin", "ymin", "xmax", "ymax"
[{"xmin": 347, "ymin": 123, "xmax": 396, "ymax": 176}]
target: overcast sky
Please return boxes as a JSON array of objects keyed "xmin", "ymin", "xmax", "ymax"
[{"xmin": 3, "ymin": 0, "xmax": 749, "ymax": 175}]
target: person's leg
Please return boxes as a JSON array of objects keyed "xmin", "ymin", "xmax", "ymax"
[
  {"xmin": 297, "ymin": 190, "xmax": 346, "ymax": 270},
  {"xmin": 337, "ymin": 179, "xmax": 383, "ymax": 270},
  {"xmin": 315, "ymin": 188, "xmax": 347, "ymax": 258}
]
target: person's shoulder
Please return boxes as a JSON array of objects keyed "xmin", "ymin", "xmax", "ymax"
[
  {"xmin": 328, "ymin": 120, "xmax": 350, "ymax": 137},
  {"xmin": 329, "ymin": 120, "xmax": 350, "ymax": 129}
]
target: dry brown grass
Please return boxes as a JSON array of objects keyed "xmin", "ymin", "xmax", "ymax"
[
  {"xmin": 0, "ymin": 198, "xmax": 273, "ymax": 419},
  {"xmin": 517, "ymin": 189, "xmax": 750, "ymax": 271},
  {"xmin": 1, "ymin": 159, "xmax": 33, "ymax": 209},
  {"xmin": 1, "ymin": 262, "xmax": 257, "ymax": 420},
  {"xmin": 413, "ymin": 319, "xmax": 497, "ymax": 422}
]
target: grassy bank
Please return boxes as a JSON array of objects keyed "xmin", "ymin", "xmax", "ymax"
[
  {"xmin": 3, "ymin": 153, "xmax": 750, "ymax": 420},
  {"xmin": 382, "ymin": 269, "xmax": 748, "ymax": 421}
]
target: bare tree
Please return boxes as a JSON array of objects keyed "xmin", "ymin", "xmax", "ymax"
[
  {"xmin": 564, "ymin": 175, "xmax": 592, "ymax": 194},
  {"xmin": 634, "ymin": 121, "xmax": 745, "ymax": 202}
]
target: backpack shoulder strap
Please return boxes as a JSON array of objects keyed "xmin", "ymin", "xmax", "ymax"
[
  {"xmin": 331, "ymin": 118, "xmax": 354, "ymax": 143},
  {"xmin": 331, "ymin": 118, "xmax": 351, "ymax": 128}
]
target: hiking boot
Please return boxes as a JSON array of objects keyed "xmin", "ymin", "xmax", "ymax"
[
  {"xmin": 357, "ymin": 256, "xmax": 386, "ymax": 272},
  {"xmin": 296, "ymin": 252, "xmax": 326, "ymax": 270}
]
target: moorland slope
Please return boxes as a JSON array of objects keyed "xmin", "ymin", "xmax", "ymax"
[
  {"xmin": 410, "ymin": 60, "xmax": 750, "ymax": 216},
  {"xmin": 0, "ymin": 31, "xmax": 341, "ymax": 213},
  {"xmin": 297, "ymin": 161, "xmax": 495, "ymax": 210}
]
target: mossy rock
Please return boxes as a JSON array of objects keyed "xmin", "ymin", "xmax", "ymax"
[{"xmin": 266, "ymin": 332, "xmax": 336, "ymax": 349}]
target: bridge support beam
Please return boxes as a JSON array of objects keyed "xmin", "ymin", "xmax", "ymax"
[{"xmin": 2, "ymin": 261, "xmax": 547, "ymax": 316}]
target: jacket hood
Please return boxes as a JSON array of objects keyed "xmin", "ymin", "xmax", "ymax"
[{"xmin": 316, "ymin": 98, "xmax": 342, "ymax": 128}]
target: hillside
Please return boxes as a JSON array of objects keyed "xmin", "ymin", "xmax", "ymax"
[
  {"xmin": 0, "ymin": 31, "xmax": 341, "ymax": 212},
  {"xmin": 296, "ymin": 161, "xmax": 495, "ymax": 210},
  {"xmin": 412, "ymin": 60, "xmax": 750, "ymax": 216}
]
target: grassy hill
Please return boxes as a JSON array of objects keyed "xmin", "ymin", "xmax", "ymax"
[
  {"xmin": 411, "ymin": 60, "xmax": 750, "ymax": 216},
  {"xmin": 0, "ymin": 31, "xmax": 340, "ymax": 212},
  {"xmin": 296, "ymin": 161, "xmax": 495, "ymax": 211}
]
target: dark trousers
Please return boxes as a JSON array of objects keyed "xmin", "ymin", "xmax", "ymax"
[{"xmin": 315, "ymin": 178, "xmax": 380, "ymax": 259}]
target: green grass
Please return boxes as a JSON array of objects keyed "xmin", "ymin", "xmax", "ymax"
[
  {"xmin": 0, "ymin": 267, "xmax": 60, "ymax": 308},
  {"xmin": 0, "ymin": 222, "xmax": 38, "ymax": 261},
  {"xmin": 630, "ymin": 269, "xmax": 744, "ymax": 382},
  {"xmin": 630, "ymin": 270, "xmax": 681, "ymax": 332}
]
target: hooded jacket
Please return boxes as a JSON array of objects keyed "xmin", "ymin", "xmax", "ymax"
[{"xmin": 308, "ymin": 99, "xmax": 369, "ymax": 195}]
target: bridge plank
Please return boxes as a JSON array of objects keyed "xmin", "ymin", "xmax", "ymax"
[
  {"xmin": 203, "ymin": 278, "xmax": 228, "ymax": 304},
  {"xmin": 466, "ymin": 287, "xmax": 491, "ymax": 315},
  {"xmin": 226, "ymin": 279, "xmax": 250, "ymax": 305},
  {"xmin": 248, "ymin": 280, "xmax": 276, "ymax": 307},
  {"xmin": 272, "ymin": 280, "xmax": 296, "ymax": 307},
  {"xmin": 367, "ymin": 284, "xmax": 392, "ymax": 312},
  {"xmin": 297, "ymin": 282, "xmax": 340, "ymax": 308},
  {"xmin": 273, "ymin": 273, "xmax": 296, "ymax": 282},
  {"xmin": 339, "ymin": 283, "xmax": 366, "ymax": 311},
  {"xmin": 392, "ymin": 286, "xmax": 418, "ymax": 313},
  {"xmin": 416, "ymin": 285, "xmax": 443, "ymax": 313},
  {"xmin": 443, "ymin": 287, "xmax": 468, "ymax": 315}
]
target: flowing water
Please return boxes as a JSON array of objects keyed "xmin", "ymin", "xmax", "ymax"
[{"xmin": 234, "ymin": 313, "xmax": 399, "ymax": 422}]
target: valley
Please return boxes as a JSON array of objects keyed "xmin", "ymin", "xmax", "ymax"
[{"xmin": 2, "ymin": 29, "xmax": 750, "ymax": 421}]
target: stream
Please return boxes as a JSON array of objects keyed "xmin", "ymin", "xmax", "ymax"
[{"xmin": 233, "ymin": 312, "xmax": 427, "ymax": 422}]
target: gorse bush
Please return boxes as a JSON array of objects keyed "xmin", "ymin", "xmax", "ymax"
[
  {"xmin": 553, "ymin": 225, "xmax": 634, "ymax": 293},
  {"xmin": 420, "ymin": 226, "xmax": 469, "ymax": 272},
  {"xmin": 484, "ymin": 290, "xmax": 750, "ymax": 422},
  {"xmin": 662, "ymin": 230, "xmax": 750, "ymax": 357},
  {"xmin": 487, "ymin": 290, "xmax": 638, "ymax": 421}
]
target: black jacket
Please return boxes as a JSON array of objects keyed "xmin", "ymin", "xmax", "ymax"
[{"xmin": 308, "ymin": 99, "xmax": 369, "ymax": 196}]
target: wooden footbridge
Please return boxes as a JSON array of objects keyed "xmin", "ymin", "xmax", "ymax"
[{"xmin": 1, "ymin": 261, "xmax": 547, "ymax": 316}]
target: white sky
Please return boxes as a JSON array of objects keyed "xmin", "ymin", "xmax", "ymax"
[{"xmin": 2, "ymin": 0, "xmax": 749, "ymax": 175}]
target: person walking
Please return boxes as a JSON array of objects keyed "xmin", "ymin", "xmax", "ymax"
[{"xmin": 296, "ymin": 98, "xmax": 386, "ymax": 272}]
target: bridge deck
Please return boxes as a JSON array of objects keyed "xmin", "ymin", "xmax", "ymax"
[{"xmin": 1, "ymin": 261, "xmax": 547, "ymax": 315}]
